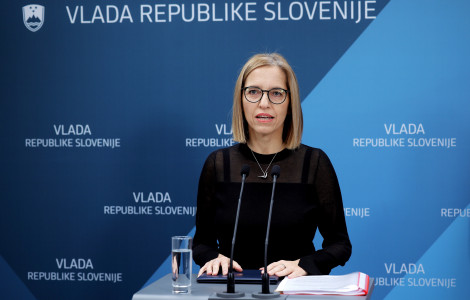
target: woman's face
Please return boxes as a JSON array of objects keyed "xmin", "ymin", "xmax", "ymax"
[{"xmin": 242, "ymin": 65, "xmax": 289, "ymax": 143}]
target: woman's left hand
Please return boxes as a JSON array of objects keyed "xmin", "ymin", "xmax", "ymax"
[{"xmin": 260, "ymin": 259, "xmax": 307, "ymax": 279}]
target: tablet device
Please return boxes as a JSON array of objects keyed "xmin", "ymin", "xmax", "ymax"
[{"xmin": 197, "ymin": 269, "xmax": 279, "ymax": 284}]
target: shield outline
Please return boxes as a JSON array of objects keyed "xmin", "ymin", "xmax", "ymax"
[{"xmin": 23, "ymin": 4, "xmax": 45, "ymax": 32}]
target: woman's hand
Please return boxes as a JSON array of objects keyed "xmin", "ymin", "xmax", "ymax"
[
  {"xmin": 261, "ymin": 259, "xmax": 307, "ymax": 279},
  {"xmin": 198, "ymin": 254, "xmax": 243, "ymax": 277}
]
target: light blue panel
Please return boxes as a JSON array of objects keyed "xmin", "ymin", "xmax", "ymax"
[
  {"xmin": 301, "ymin": 0, "xmax": 470, "ymax": 299},
  {"xmin": 384, "ymin": 203, "xmax": 470, "ymax": 299}
]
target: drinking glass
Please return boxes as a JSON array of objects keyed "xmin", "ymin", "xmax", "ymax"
[{"xmin": 171, "ymin": 236, "xmax": 192, "ymax": 294}]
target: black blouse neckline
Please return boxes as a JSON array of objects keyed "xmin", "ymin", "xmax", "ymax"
[{"xmin": 238, "ymin": 143, "xmax": 292, "ymax": 164}]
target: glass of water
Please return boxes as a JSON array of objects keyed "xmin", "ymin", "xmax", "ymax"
[{"xmin": 171, "ymin": 236, "xmax": 192, "ymax": 294}]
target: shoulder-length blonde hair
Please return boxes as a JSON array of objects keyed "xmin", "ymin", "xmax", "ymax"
[{"xmin": 232, "ymin": 53, "xmax": 303, "ymax": 149}]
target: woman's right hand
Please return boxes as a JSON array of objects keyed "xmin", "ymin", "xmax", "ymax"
[{"xmin": 197, "ymin": 254, "xmax": 243, "ymax": 277}]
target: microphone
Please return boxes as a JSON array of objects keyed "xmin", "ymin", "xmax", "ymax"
[
  {"xmin": 260, "ymin": 165, "xmax": 281, "ymax": 296},
  {"xmin": 218, "ymin": 165, "xmax": 249, "ymax": 298}
]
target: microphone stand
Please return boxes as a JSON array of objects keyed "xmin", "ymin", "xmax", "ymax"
[
  {"xmin": 216, "ymin": 165, "xmax": 249, "ymax": 298},
  {"xmin": 210, "ymin": 165, "xmax": 285, "ymax": 300},
  {"xmin": 253, "ymin": 165, "xmax": 282, "ymax": 299}
]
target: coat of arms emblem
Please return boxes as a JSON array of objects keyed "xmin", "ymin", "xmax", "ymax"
[{"xmin": 23, "ymin": 4, "xmax": 45, "ymax": 32}]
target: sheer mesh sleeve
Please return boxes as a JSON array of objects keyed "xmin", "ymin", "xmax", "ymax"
[
  {"xmin": 192, "ymin": 151, "xmax": 220, "ymax": 266},
  {"xmin": 298, "ymin": 150, "xmax": 352, "ymax": 275}
]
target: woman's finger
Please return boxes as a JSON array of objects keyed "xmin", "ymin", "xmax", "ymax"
[
  {"xmin": 221, "ymin": 260, "xmax": 229, "ymax": 275},
  {"xmin": 199, "ymin": 255, "xmax": 244, "ymax": 277},
  {"xmin": 207, "ymin": 260, "xmax": 219, "ymax": 275},
  {"xmin": 266, "ymin": 262, "xmax": 279, "ymax": 273},
  {"xmin": 267, "ymin": 261, "xmax": 287, "ymax": 275},
  {"xmin": 273, "ymin": 264, "xmax": 291, "ymax": 277},
  {"xmin": 266, "ymin": 261, "xmax": 277, "ymax": 272},
  {"xmin": 198, "ymin": 265, "xmax": 207, "ymax": 277},
  {"xmin": 287, "ymin": 267, "xmax": 307, "ymax": 279},
  {"xmin": 233, "ymin": 260, "xmax": 243, "ymax": 272},
  {"xmin": 211, "ymin": 260, "xmax": 221, "ymax": 275}
]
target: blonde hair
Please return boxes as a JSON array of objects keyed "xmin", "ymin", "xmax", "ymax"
[{"xmin": 232, "ymin": 53, "xmax": 303, "ymax": 149}]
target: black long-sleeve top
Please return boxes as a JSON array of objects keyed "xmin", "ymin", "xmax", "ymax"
[{"xmin": 193, "ymin": 143, "xmax": 351, "ymax": 275}]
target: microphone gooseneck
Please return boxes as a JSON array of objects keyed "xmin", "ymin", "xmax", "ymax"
[
  {"xmin": 261, "ymin": 165, "xmax": 281, "ymax": 295},
  {"xmin": 226, "ymin": 165, "xmax": 250, "ymax": 295}
]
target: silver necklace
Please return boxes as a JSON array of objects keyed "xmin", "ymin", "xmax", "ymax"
[{"xmin": 250, "ymin": 149, "xmax": 278, "ymax": 179}]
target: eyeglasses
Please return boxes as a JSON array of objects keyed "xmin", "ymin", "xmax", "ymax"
[{"xmin": 242, "ymin": 86, "xmax": 289, "ymax": 104}]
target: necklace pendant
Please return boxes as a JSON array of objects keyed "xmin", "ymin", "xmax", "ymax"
[{"xmin": 250, "ymin": 148, "xmax": 278, "ymax": 180}]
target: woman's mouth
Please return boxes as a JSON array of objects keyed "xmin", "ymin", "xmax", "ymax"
[{"xmin": 256, "ymin": 113, "xmax": 274, "ymax": 120}]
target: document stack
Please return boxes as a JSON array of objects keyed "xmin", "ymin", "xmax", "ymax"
[{"xmin": 275, "ymin": 272, "xmax": 370, "ymax": 296}]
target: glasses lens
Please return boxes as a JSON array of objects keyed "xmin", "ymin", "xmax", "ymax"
[
  {"xmin": 245, "ymin": 87, "xmax": 262, "ymax": 102},
  {"xmin": 268, "ymin": 89, "xmax": 287, "ymax": 103}
]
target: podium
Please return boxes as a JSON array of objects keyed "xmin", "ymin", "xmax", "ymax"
[{"xmin": 132, "ymin": 274, "xmax": 374, "ymax": 300}]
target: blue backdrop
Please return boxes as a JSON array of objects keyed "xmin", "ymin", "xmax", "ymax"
[{"xmin": 1, "ymin": 1, "xmax": 469, "ymax": 299}]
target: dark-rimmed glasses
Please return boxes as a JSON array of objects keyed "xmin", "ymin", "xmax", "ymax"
[{"xmin": 242, "ymin": 86, "xmax": 289, "ymax": 104}]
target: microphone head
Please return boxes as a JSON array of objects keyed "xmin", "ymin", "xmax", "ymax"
[
  {"xmin": 271, "ymin": 165, "xmax": 280, "ymax": 178},
  {"xmin": 241, "ymin": 165, "xmax": 250, "ymax": 177}
]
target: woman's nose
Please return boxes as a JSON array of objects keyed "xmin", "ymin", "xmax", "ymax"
[{"xmin": 259, "ymin": 92, "xmax": 270, "ymax": 107}]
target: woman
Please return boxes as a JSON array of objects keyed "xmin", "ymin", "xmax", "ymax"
[{"xmin": 193, "ymin": 53, "xmax": 351, "ymax": 279}]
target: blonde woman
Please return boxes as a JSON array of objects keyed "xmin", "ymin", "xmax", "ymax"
[{"xmin": 193, "ymin": 53, "xmax": 351, "ymax": 279}]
